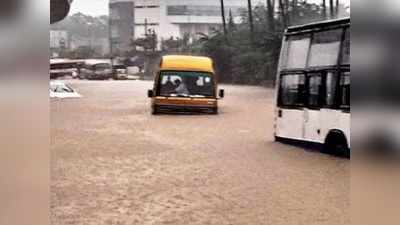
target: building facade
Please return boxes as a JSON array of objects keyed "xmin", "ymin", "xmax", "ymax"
[
  {"xmin": 109, "ymin": 0, "xmax": 135, "ymax": 55},
  {"xmin": 135, "ymin": 0, "xmax": 245, "ymax": 41},
  {"xmin": 50, "ymin": 30, "xmax": 69, "ymax": 49},
  {"xmin": 50, "ymin": 30, "xmax": 69, "ymax": 57},
  {"xmin": 109, "ymin": 0, "xmax": 246, "ymax": 54}
]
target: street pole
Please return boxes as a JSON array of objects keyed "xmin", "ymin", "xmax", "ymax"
[{"xmin": 220, "ymin": 0, "xmax": 227, "ymax": 36}]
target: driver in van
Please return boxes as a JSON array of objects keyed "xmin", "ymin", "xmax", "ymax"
[
  {"xmin": 174, "ymin": 78, "xmax": 189, "ymax": 95},
  {"xmin": 163, "ymin": 76, "xmax": 176, "ymax": 94}
]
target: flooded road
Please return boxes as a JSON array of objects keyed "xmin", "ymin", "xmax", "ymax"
[{"xmin": 51, "ymin": 80, "xmax": 349, "ymax": 225}]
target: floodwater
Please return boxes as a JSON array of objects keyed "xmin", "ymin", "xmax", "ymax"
[{"xmin": 51, "ymin": 80, "xmax": 349, "ymax": 225}]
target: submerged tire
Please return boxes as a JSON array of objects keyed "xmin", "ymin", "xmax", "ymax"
[{"xmin": 324, "ymin": 131, "xmax": 350, "ymax": 157}]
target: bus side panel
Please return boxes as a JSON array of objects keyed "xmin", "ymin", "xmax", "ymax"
[
  {"xmin": 276, "ymin": 108, "xmax": 305, "ymax": 140},
  {"xmin": 320, "ymin": 109, "xmax": 351, "ymax": 147},
  {"xmin": 303, "ymin": 109, "xmax": 322, "ymax": 143}
]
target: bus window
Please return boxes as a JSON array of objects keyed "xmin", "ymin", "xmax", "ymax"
[
  {"xmin": 308, "ymin": 29, "xmax": 342, "ymax": 67},
  {"xmin": 308, "ymin": 74, "xmax": 322, "ymax": 107},
  {"xmin": 285, "ymin": 35, "xmax": 310, "ymax": 69},
  {"xmin": 325, "ymin": 72, "xmax": 338, "ymax": 107},
  {"xmin": 340, "ymin": 72, "xmax": 350, "ymax": 109},
  {"xmin": 279, "ymin": 74, "xmax": 306, "ymax": 107},
  {"xmin": 341, "ymin": 29, "xmax": 350, "ymax": 65}
]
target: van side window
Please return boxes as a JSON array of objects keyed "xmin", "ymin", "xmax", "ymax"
[{"xmin": 279, "ymin": 74, "xmax": 306, "ymax": 107}]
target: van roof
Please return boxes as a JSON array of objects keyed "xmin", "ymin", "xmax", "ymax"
[{"xmin": 160, "ymin": 55, "xmax": 214, "ymax": 73}]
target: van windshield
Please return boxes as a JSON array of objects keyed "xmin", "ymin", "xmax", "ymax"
[{"xmin": 159, "ymin": 71, "xmax": 215, "ymax": 97}]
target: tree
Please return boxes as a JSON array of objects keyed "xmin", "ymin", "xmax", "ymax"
[
  {"xmin": 336, "ymin": 0, "xmax": 340, "ymax": 16},
  {"xmin": 278, "ymin": 0, "xmax": 287, "ymax": 27},
  {"xmin": 161, "ymin": 33, "xmax": 191, "ymax": 53},
  {"xmin": 322, "ymin": 0, "xmax": 327, "ymax": 19},
  {"xmin": 196, "ymin": 0, "xmax": 338, "ymax": 85},
  {"xmin": 247, "ymin": 0, "xmax": 255, "ymax": 34},
  {"xmin": 329, "ymin": 0, "xmax": 334, "ymax": 18},
  {"xmin": 266, "ymin": 0, "xmax": 275, "ymax": 31},
  {"xmin": 228, "ymin": 10, "xmax": 236, "ymax": 32}
]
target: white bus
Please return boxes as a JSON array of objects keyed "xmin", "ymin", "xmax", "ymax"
[
  {"xmin": 79, "ymin": 59, "xmax": 113, "ymax": 80},
  {"xmin": 50, "ymin": 59, "xmax": 82, "ymax": 79},
  {"xmin": 274, "ymin": 18, "xmax": 350, "ymax": 156}
]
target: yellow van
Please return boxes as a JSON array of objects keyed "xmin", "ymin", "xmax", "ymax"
[{"xmin": 147, "ymin": 55, "xmax": 224, "ymax": 114}]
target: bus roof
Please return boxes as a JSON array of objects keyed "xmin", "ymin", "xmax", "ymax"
[
  {"xmin": 286, "ymin": 17, "xmax": 350, "ymax": 35},
  {"xmin": 50, "ymin": 59, "xmax": 85, "ymax": 64},
  {"xmin": 84, "ymin": 59, "xmax": 111, "ymax": 65},
  {"xmin": 160, "ymin": 55, "xmax": 214, "ymax": 74}
]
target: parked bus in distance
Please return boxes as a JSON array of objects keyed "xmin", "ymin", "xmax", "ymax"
[
  {"xmin": 79, "ymin": 59, "xmax": 113, "ymax": 80},
  {"xmin": 50, "ymin": 59, "xmax": 82, "ymax": 79},
  {"xmin": 274, "ymin": 18, "xmax": 350, "ymax": 156},
  {"xmin": 147, "ymin": 55, "xmax": 224, "ymax": 114}
]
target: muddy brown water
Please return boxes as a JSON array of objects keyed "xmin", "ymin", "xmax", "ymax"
[{"xmin": 51, "ymin": 80, "xmax": 349, "ymax": 225}]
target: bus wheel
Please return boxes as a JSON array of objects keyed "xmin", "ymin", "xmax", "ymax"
[{"xmin": 324, "ymin": 131, "xmax": 350, "ymax": 158}]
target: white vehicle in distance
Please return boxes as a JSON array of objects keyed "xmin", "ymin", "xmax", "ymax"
[
  {"xmin": 50, "ymin": 81, "xmax": 82, "ymax": 98},
  {"xmin": 274, "ymin": 18, "xmax": 350, "ymax": 157},
  {"xmin": 79, "ymin": 59, "xmax": 113, "ymax": 80},
  {"xmin": 50, "ymin": 58, "xmax": 82, "ymax": 79}
]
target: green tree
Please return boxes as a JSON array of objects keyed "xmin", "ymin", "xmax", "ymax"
[{"xmin": 195, "ymin": 0, "xmax": 339, "ymax": 85}]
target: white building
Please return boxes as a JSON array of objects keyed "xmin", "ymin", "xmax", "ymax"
[
  {"xmin": 109, "ymin": 0, "xmax": 248, "ymax": 53},
  {"xmin": 50, "ymin": 30, "xmax": 69, "ymax": 49},
  {"xmin": 109, "ymin": 0, "xmax": 135, "ymax": 55},
  {"xmin": 133, "ymin": 0, "xmax": 246, "ymax": 42}
]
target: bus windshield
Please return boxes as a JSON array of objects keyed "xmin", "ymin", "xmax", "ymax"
[{"xmin": 159, "ymin": 71, "xmax": 215, "ymax": 97}]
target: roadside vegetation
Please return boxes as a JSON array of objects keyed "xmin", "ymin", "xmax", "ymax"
[
  {"xmin": 194, "ymin": 0, "xmax": 350, "ymax": 85},
  {"xmin": 51, "ymin": 1, "xmax": 349, "ymax": 85}
]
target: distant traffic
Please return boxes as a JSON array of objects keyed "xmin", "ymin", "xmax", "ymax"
[{"xmin": 50, "ymin": 58, "xmax": 141, "ymax": 81}]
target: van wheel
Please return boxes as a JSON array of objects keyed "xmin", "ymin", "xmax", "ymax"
[
  {"xmin": 324, "ymin": 131, "xmax": 350, "ymax": 158},
  {"xmin": 211, "ymin": 108, "xmax": 218, "ymax": 115}
]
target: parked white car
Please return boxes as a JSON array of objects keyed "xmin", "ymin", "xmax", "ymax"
[{"xmin": 50, "ymin": 81, "xmax": 81, "ymax": 98}]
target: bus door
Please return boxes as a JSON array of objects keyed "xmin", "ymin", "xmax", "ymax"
[
  {"xmin": 319, "ymin": 70, "xmax": 351, "ymax": 144},
  {"xmin": 303, "ymin": 72, "xmax": 323, "ymax": 143},
  {"xmin": 276, "ymin": 73, "xmax": 306, "ymax": 140}
]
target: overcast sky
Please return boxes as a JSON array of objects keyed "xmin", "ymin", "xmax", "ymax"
[{"xmin": 70, "ymin": 0, "xmax": 350, "ymax": 16}]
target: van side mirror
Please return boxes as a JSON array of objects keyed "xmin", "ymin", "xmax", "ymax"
[
  {"xmin": 219, "ymin": 89, "xmax": 225, "ymax": 98},
  {"xmin": 147, "ymin": 90, "xmax": 154, "ymax": 98}
]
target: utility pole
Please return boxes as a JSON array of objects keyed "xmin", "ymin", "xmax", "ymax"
[
  {"xmin": 220, "ymin": 0, "xmax": 227, "ymax": 36},
  {"xmin": 266, "ymin": 0, "xmax": 275, "ymax": 31}
]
